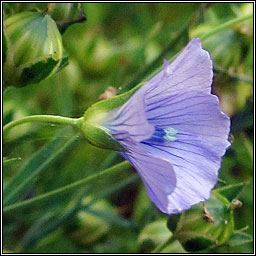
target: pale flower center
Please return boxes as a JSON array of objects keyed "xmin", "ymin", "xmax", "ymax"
[{"xmin": 163, "ymin": 127, "xmax": 178, "ymax": 141}]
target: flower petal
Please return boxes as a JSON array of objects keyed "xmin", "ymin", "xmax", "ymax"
[
  {"xmin": 141, "ymin": 132, "xmax": 223, "ymax": 214},
  {"xmin": 146, "ymin": 90, "xmax": 231, "ymax": 156},
  {"xmin": 145, "ymin": 38, "xmax": 213, "ymax": 103},
  {"xmin": 103, "ymin": 88, "xmax": 155, "ymax": 142},
  {"xmin": 113, "ymin": 130, "xmax": 177, "ymax": 214}
]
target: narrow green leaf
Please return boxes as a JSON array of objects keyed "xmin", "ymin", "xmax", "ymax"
[
  {"xmin": 138, "ymin": 219, "xmax": 173, "ymax": 253},
  {"xmin": 3, "ymin": 26, "xmax": 8, "ymax": 64},
  {"xmin": 85, "ymin": 208, "xmax": 137, "ymax": 229},
  {"xmin": 86, "ymin": 174, "xmax": 139, "ymax": 207},
  {"xmin": 3, "ymin": 157, "xmax": 21, "ymax": 167},
  {"xmin": 21, "ymin": 189, "xmax": 85, "ymax": 250},
  {"xmin": 231, "ymin": 99, "xmax": 253, "ymax": 133},
  {"xmin": 3, "ymin": 128, "xmax": 79, "ymax": 206},
  {"xmin": 227, "ymin": 231, "xmax": 253, "ymax": 247},
  {"xmin": 167, "ymin": 213, "xmax": 183, "ymax": 233},
  {"xmin": 3, "ymin": 161, "xmax": 131, "ymax": 214},
  {"xmin": 214, "ymin": 182, "xmax": 247, "ymax": 202}
]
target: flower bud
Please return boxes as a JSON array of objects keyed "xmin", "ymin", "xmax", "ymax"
[
  {"xmin": 3, "ymin": 10, "xmax": 67, "ymax": 88},
  {"xmin": 167, "ymin": 183, "xmax": 246, "ymax": 252}
]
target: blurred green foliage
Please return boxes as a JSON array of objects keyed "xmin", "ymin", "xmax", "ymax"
[{"xmin": 3, "ymin": 3, "xmax": 253, "ymax": 253}]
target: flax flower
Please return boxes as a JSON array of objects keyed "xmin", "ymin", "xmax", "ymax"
[{"xmin": 101, "ymin": 38, "xmax": 230, "ymax": 214}]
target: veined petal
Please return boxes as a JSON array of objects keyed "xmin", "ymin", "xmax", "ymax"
[
  {"xmin": 146, "ymin": 90, "xmax": 231, "ymax": 156},
  {"xmin": 141, "ymin": 133, "xmax": 222, "ymax": 214},
  {"xmin": 113, "ymin": 131, "xmax": 177, "ymax": 214},
  {"xmin": 103, "ymin": 88, "xmax": 155, "ymax": 142},
  {"xmin": 145, "ymin": 38, "xmax": 213, "ymax": 104}
]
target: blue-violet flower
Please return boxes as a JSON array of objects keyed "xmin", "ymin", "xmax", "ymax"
[{"xmin": 103, "ymin": 38, "xmax": 231, "ymax": 214}]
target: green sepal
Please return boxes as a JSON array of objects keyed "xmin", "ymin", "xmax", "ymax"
[
  {"xmin": 19, "ymin": 57, "xmax": 60, "ymax": 86},
  {"xmin": 57, "ymin": 54, "xmax": 69, "ymax": 73},
  {"xmin": 81, "ymin": 123, "xmax": 126, "ymax": 152},
  {"xmin": 84, "ymin": 82, "xmax": 145, "ymax": 117},
  {"xmin": 81, "ymin": 83, "xmax": 145, "ymax": 152}
]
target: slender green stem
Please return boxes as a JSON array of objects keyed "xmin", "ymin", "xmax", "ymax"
[
  {"xmin": 3, "ymin": 161, "xmax": 131, "ymax": 214},
  {"xmin": 151, "ymin": 235, "xmax": 176, "ymax": 253},
  {"xmin": 3, "ymin": 115, "xmax": 84, "ymax": 136},
  {"xmin": 201, "ymin": 13, "xmax": 253, "ymax": 41}
]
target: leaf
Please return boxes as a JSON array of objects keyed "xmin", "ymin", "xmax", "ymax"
[
  {"xmin": 167, "ymin": 213, "xmax": 183, "ymax": 233},
  {"xmin": 227, "ymin": 231, "xmax": 253, "ymax": 247},
  {"xmin": 138, "ymin": 219, "xmax": 171, "ymax": 247},
  {"xmin": 21, "ymin": 189, "xmax": 85, "ymax": 250},
  {"xmin": 158, "ymin": 3, "xmax": 199, "ymax": 33},
  {"xmin": 214, "ymin": 182, "xmax": 247, "ymax": 202},
  {"xmin": 232, "ymin": 133, "xmax": 253, "ymax": 174},
  {"xmin": 3, "ymin": 157, "xmax": 21, "ymax": 167},
  {"xmin": 84, "ymin": 208, "xmax": 137, "ymax": 229},
  {"xmin": 132, "ymin": 183, "xmax": 152, "ymax": 226},
  {"xmin": 3, "ymin": 26, "xmax": 8, "ymax": 64},
  {"xmin": 231, "ymin": 99, "xmax": 253, "ymax": 133},
  {"xmin": 3, "ymin": 128, "xmax": 80, "ymax": 207},
  {"xmin": 69, "ymin": 198, "xmax": 115, "ymax": 245},
  {"xmin": 25, "ymin": 229, "xmax": 80, "ymax": 253}
]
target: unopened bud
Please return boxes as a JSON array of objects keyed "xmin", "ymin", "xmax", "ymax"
[{"xmin": 3, "ymin": 10, "xmax": 67, "ymax": 88}]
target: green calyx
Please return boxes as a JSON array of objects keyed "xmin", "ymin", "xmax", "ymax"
[
  {"xmin": 3, "ymin": 10, "xmax": 67, "ymax": 87},
  {"xmin": 81, "ymin": 122, "xmax": 126, "ymax": 152},
  {"xmin": 81, "ymin": 83, "xmax": 145, "ymax": 152}
]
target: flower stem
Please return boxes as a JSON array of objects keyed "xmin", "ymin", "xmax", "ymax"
[
  {"xmin": 201, "ymin": 13, "xmax": 253, "ymax": 41},
  {"xmin": 3, "ymin": 161, "xmax": 131, "ymax": 214},
  {"xmin": 151, "ymin": 235, "xmax": 176, "ymax": 253},
  {"xmin": 3, "ymin": 115, "xmax": 84, "ymax": 136}
]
